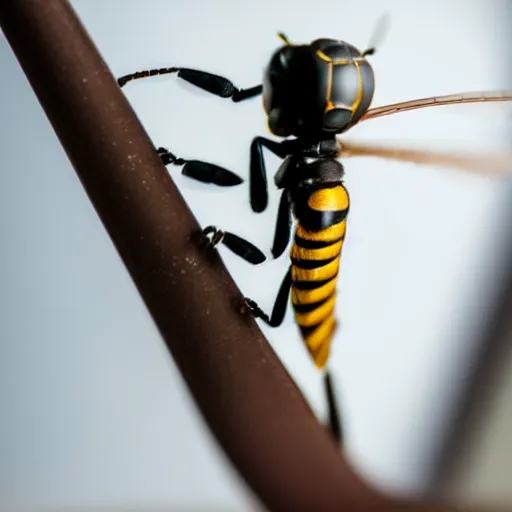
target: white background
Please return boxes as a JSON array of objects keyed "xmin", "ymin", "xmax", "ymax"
[{"xmin": 1, "ymin": 0, "xmax": 511, "ymax": 510}]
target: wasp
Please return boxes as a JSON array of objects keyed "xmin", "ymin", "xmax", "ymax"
[{"xmin": 118, "ymin": 24, "xmax": 512, "ymax": 444}]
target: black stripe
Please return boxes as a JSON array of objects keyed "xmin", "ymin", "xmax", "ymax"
[
  {"xmin": 291, "ymin": 184, "xmax": 350, "ymax": 232},
  {"xmin": 292, "ymin": 292, "xmax": 335, "ymax": 313},
  {"xmin": 299, "ymin": 323, "xmax": 322, "ymax": 338},
  {"xmin": 298, "ymin": 208, "xmax": 348, "ymax": 232},
  {"xmin": 292, "ymin": 256, "xmax": 337, "ymax": 270},
  {"xmin": 299, "ymin": 314, "xmax": 335, "ymax": 339},
  {"xmin": 292, "ymin": 274, "xmax": 338, "ymax": 290},
  {"xmin": 294, "ymin": 235, "xmax": 344, "ymax": 249}
]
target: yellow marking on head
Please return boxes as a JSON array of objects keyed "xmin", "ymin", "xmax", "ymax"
[
  {"xmin": 316, "ymin": 50, "xmax": 332, "ymax": 62},
  {"xmin": 327, "ymin": 104, "xmax": 353, "ymax": 112},
  {"xmin": 333, "ymin": 57, "xmax": 364, "ymax": 64},
  {"xmin": 292, "ymin": 256, "xmax": 340, "ymax": 282},
  {"xmin": 291, "ymin": 239, "xmax": 343, "ymax": 261},
  {"xmin": 322, "ymin": 54, "xmax": 350, "ymax": 116},
  {"xmin": 307, "ymin": 186, "xmax": 350, "ymax": 211},
  {"xmin": 349, "ymin": 60, "xmax": 364, "ymax": 122},
  {"xmin": 316, "ymin": 50, "xmax": 366, "ymax": 66},
  {"xmin": 277, "ymin": 32, "xmax": 291, "ymax": 45},
  {"xmin": 295, "ymin": 294, "xmax": 336, "ymax": 327},
  {"xmin": 296, "ymin": 220, "xmax": 346, "ymax": 242},
  {"xmin": 325, "ymin": 62, "xmax": 335, "ymax": 111},
  {"xmin": 292, "ymin": 278, "xmax": 338, "ymax": 305}
]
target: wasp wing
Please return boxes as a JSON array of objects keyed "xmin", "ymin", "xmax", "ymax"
[
  {"xmin": 222, "ymin": 232, "xmax": 267, "ymax": 264},
  {"xmin": 338, "ymin": 139, "xmax": 512, "ymax": 177},
  {"xmin": 360, "ymin": 91, "xmax": 512, "ymax": 122}
]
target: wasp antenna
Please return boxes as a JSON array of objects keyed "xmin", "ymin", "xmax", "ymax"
[
  {"xmin": 277, "ymin": 32, "xmax": 291, "ymax": 45},
  {"xmin": 361, "ymin": 48, "xmax": 376, "ymax": 57},
  {"xmin": 362, "ymin": 12, "xmax": 390, "ymax": 57}
]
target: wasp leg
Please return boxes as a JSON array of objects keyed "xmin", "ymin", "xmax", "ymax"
[
  {"xmin": 250, "ymin": 137, "xmax": 287, "ymax": 213},
  {"xmin": 202, "ymin": 226, "xmax": 266, "ymax": 265},
  {"xmin": 118, "ymin": 66, "xmax": 262, "ymax": 103},
  {"xmin": 157, "ymin": 147, "xmax": 243, "ymax": 187},
  {"xmin": 271, "ymin": 190, "xmax": 292, "ymax": 259},
  {"xmin": 324, "ymin": 371, "xmax": 343, "ymax": 444},
  {"xmin": 245, "ymin": 267, "xmax": 292, "ymax": 327}
]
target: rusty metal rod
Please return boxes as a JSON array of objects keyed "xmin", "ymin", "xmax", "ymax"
[{"xmin": 0, "ymin": 1, "xmax": 507, "ymax": 510}]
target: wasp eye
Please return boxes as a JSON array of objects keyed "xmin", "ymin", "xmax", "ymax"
[{"xmin": 324, "ymin": 108, "xmax": 351, "ymax": 131}]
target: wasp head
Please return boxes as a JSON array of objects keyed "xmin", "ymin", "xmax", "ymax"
[{"xmin": 262, "ymin": 36, "xmax": 375, "ymax": 139}]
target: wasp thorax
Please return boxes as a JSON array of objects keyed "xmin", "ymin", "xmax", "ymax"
[{"xmin": 262, "ymin": 38, "xmax": 375, "ymax": 139}]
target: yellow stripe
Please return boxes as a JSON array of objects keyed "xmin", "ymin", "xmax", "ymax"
[
  {"xmin": 305, "ymin": 316, "xmax": 336, "ymax": 351},
  {"xmin": 307, "ymin": 186, "xmax": 349, "ymax": 211},
  {"xmin": 292, "ymin": 256, "xmax": 340, "ymax": 282},
  {"xmin": 305, "ymin": 316, "xmax": 337, "ymax": 369},
  {"xmin": 295, "ymin": 220, "xmax": 346, "ymax": 242},
  {"xmin": 292, "ymin": 277, "xmax": 337, "ymax": 305},
  {"xmin": 295, "ymin": 294, "xmax": 336, "ymax": 327},
  {"xmin": 291, "ymin": 239, "xmax": 343, "ymax": 261},
  {"xmin": 311, "ymin": 336, "xmax": 332, "ymax": 369}
]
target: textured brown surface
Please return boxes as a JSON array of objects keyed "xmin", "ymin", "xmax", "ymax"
[{"xmin": 0, "ymin": 1, "xmax": 508, "ymax": 511}]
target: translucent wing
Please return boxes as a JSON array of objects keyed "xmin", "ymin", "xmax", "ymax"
[
  {"xmin": 338, "ymin": 139, "xmax": 512, "ymax": 177},
  {"xmin": 360, "ymin": 91, "xmax": 512, "ymax": 122},
  {"xmin": 363, "ymin": 12, "xmax": 391, "ymax": 55}
]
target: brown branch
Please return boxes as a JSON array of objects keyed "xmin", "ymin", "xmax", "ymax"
[{"xmin": 0, "ymin": 1, "xmax": 507, "ymax": 511}]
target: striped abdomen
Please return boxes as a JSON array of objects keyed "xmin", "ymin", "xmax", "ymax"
[{"xmin": 290, "ymin": 183, "xmax": 349, "ymax": 369}]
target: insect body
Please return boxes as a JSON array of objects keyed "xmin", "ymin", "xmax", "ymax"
[
  {"xmin": 290, "ymin": 178, "xmax": 349, "ymax": 369},
  {"xmin": 118, "ymin": 28, "xmax": 512, "ymax": 444},
  {"xmin": 225, "ymin": 37, "xmax": 374, "ymax": 442}
]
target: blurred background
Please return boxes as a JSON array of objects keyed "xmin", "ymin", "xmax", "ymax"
[{"xmin": 1, "ymin": 0, "xmax": 512, "ymax": 510}]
